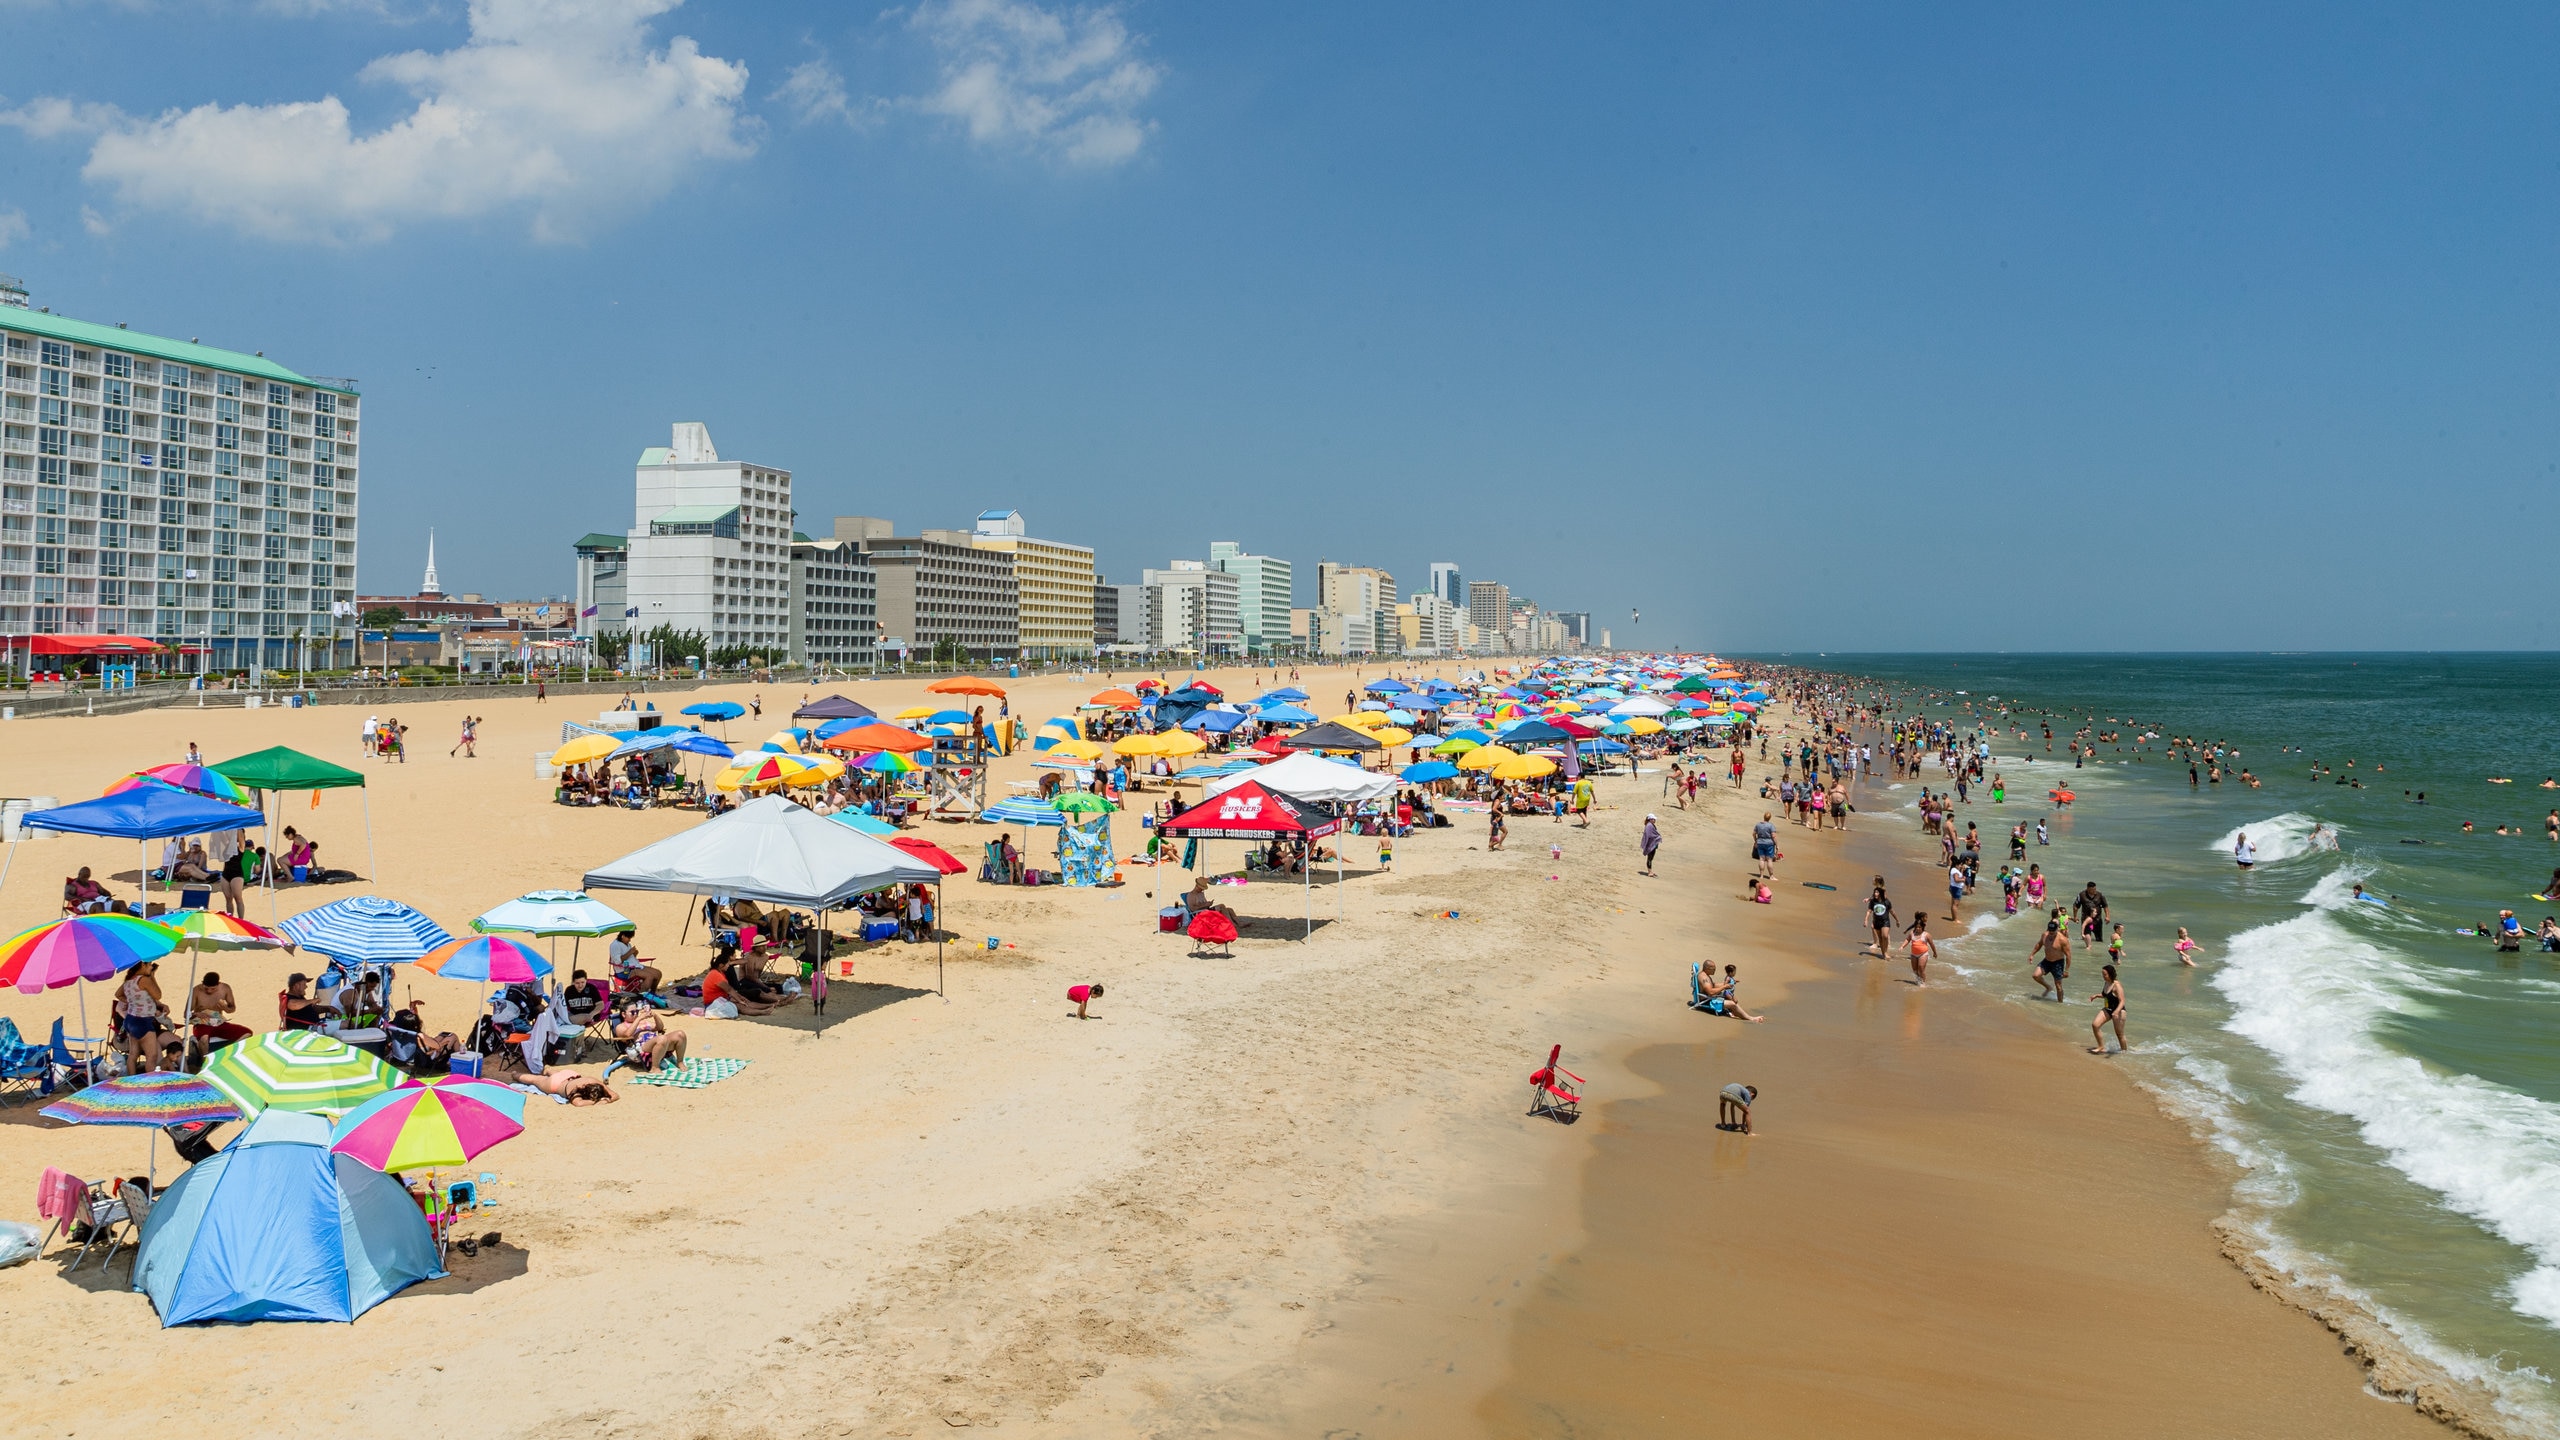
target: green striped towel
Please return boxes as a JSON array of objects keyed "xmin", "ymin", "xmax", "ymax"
[{"xmin": 627, "ymin": 1057, "xmax": 751, "ymax": 1089}]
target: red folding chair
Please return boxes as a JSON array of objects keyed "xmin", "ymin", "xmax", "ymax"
[{"xmin": 1528, "ymin": 1043, "xmax": 1583, "ymax": 1121}]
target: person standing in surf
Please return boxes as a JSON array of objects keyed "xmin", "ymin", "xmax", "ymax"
[
  {"xmin": 2088, "ymin": 964, "xmax": 2129, "ymax": 1054},
  {"xmin": 2234, "ymin": 831, "xmax": 2257, "ymax": 869}
]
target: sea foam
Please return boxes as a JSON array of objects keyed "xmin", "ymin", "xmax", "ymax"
[
  {"xmin": 2216, "ymin": 907, "xmax": 2560, "ymax": 1328},
  {"xmin": 2212, "ymin": 813, "xmax": 2338, "ymax": 866}
]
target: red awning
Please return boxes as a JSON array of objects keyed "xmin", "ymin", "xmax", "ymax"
[
  {"xmin": 1160, "ymin": 781, "xmax": 1341, "ymax": 840},
  {"xmin": 2, "ymin": 634, "xmax": 167, "ymax": 656}
]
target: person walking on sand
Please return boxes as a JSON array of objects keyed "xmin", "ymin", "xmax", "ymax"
[
  {"xmin": 2089, "ymin": 964, "xmax": 2129, "ymax": 1054},
  {"xmin": 451, "ymin": 714, "xmax": 478, "ymax": 758},
  {"xmin": 1905, "ymin": 914, "xmax": 1937, "ymax": 985},
  {"xmin": 1641, "ymin": 814, "xmax": 1662, "ymax": 875},
  {"xmin": 1751, "ymin": 812, "xmax": 1778, "ymax": 880},
  {"xmin": 1719, "ymin": 1082, "xmax": 1758, "ymax": 1135},
  {"xmin": 1865, "ymin": 880, "xmax": 1897, "ymax": 957}
]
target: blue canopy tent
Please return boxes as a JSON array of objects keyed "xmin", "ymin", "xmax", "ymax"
[
  {"xmin": 1255, "ymin": 702, "xmax": 1317, "ymax": 724},
  {"xmin": 1, "ymin": 784, "xmax": 269, "ymax": 918},
  {"xmin": 792, "ymin": 695, "xmax": 876, "ymax": 722},
  {"xmin": 1152, "ymin": 689, "xmax": 1221, "ymax": 731},
  {"xmin": 1258, "ymin": 687, "xmax": 1311, "ymax": 704},
  {"xmin": 1363, "ymin": 679, "xmax": 1412, "ymax": 695},
  {"xmin": 1181, "ymin": 709, "xmax": 1249, "ymax": 734},
  {"xmin": 131, "ymin": 1109, "xmax": 441, "ymax": 1326}
]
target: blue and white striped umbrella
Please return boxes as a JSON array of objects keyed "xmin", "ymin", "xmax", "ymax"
[
  {"xmin": 281, "ymin": 895, "xmax": 454, "ymax": 965},
  {"xmin": 979, "ymin": 798, "xmax": 1067, "ymax": 828}
]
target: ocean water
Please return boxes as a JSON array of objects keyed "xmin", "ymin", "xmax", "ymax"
[{"xmin": 1776, "ymin": 653, "xmax": 2560, "ymax": 1434}]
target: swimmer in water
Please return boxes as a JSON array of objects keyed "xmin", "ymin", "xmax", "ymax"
[{"xmin": 2173, "ymin": 926, "xmax": 2198, "ymax": 966}]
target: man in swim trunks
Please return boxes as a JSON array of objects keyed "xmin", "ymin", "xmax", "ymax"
[{"xmin": 2029, "ymin": 921, "xmax": 2071, "ymax": 1001}]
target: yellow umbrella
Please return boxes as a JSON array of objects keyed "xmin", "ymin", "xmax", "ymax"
[
  {"xmin": 1551, "ymin": 700, "xmax": 1585, "ymax": 713},
  {"xmin": 1491, "ymin": 753, "xmax": 1558, "ymax": 781},
  {"xmin": 714, "ymin": 753, "xmax": 844, "ymax": 792},
  {"xmin": 1111, "ymin": 733, "xmax": 1167, "ymax": 757},
  {"xmin": 895, "ymin": 705, "xmax": 939, "ymax": 720},
  {"xmin": 1370, "ymin": 727, "xmax": 1414, "ymax": 747},
  {"xmin": 1458, "ymin": 744, "xmax": 1519, "ymax": 772},
  {"xmin": 1048, "ymin": 738, "xmax": 1106, "ymax": 760},
  {"xmin": 550, "ymin": 733, "xmax": 621, "ymax": 767},
  {"xmin": 1156, "ymin": 731, "xmax": 1208, "ymax": 759},
  {"xmin": 758, "ymin": 731, "xmax": 804, "ymax": 754},
  {"xmin": 1333, "ymin": 711, "xmax": 1390, "ymax": 728},
  {"xmin": 1622, "ymin": 716, "xmax": 1667, "ymax": 735}
]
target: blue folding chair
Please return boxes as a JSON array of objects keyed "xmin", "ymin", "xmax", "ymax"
[
  {"xmin": 46, "ymin": 1017, "xmax": 108, "ymax": 1091},
  {"xmin": 0, "ymin": 1018, "xmax": 49, "ymax": 1105}
]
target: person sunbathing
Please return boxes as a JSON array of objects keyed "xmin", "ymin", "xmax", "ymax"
[
  {"xmin": 170, "ymin": 845, "xmax": 214, "ymax": 883},
  {"xmin": 611, "ymin": 1007, "xmax": 689, "ymax": 1070},
  {"xmin": 388, "ymin": 1004, "xmax": 463, "ymax": 1067},
  {"xmin": 515, "ymin": 1068, "xmax": 618, "ymax": 1105},
  {"xmin": 63, "ymin": 867, "xmax": 107, "ymax": 913}
]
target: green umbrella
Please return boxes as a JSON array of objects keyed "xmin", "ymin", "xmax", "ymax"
[
  {"xmin": 1053, "ymin": 791, "xmax": 1118, "ymax": 815},
  {"xmin": 199, "ymin": 1030, "xmax": 400, "ymax": 1119}
]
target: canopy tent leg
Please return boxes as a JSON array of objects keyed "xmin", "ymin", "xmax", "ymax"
[
  {"xmin": 937, "ymin": 877, "xmax": 945, "ymax": 999},
  {"xmin": 362, "ymin": 788, "xmax": 379, "ymax": 886}
]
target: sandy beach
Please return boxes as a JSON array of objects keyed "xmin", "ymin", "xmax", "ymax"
[{"xmin": 0, "ymin": 672, "xmax": 2482, "ymax": 1437}]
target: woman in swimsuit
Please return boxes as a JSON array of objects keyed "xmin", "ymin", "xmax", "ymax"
[
  {"xmin": 2088, "ymin": 964, "xmax": 2129, "ymax": 1054},
  {"xmin": 1904, "ymin": 915, "xmax": 1937, "ymax": 986}
]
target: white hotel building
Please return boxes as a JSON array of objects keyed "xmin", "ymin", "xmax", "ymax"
[
  {"xmin": 0, "ymin": 274, "xmax": 360, "ymax": 668},
  {"xmin": 618, "ymin": 423, "xmax": 795, "ymax": 657}
]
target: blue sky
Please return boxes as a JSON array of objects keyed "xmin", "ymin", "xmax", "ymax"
[{"xmin": 4, "ymin": 1, "xmax": 2557, "ymax": 650}]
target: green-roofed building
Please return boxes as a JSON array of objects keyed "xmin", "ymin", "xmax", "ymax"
[
  {"xmin": 0, "ymin": 273, "xmax": 360, "ymax": 670},
  {"xmin": 612, "ymin": 421, "xmax": 798, "ymax": 660}
]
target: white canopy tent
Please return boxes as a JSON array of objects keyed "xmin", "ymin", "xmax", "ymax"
[
  {"xmin": 582, "ymin": 795, "xmax": 949, "ymax": 999},
  {"xmin": 1203, "ymin": 751, "xmax": 1396, "ymax": 805}
]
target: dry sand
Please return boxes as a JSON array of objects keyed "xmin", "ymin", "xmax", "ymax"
[{"xmin": 0, "ymin": 674, "xmax": 2467, "ymax": 1437}]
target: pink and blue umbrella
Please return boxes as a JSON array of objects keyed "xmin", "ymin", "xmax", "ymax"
[
  {"xmin": 329, "ymin": 1077, "xmax": 527, "ymax": 1174},
  {"xmin": 414, "ymin": 935, "xmax": 553, "ymax": 984},
  {"xmin": 104, "ymin": 764, "xmax": 249, "ymax": 804},
  {"xmin": 40, "ymin": 1071, "xmax": 241, "ymax": 1127}
]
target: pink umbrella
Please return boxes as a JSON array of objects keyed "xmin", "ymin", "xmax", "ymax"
[{"xmin": 328, "ymin": 1077, "xmax": 528, "ymax": 1174}]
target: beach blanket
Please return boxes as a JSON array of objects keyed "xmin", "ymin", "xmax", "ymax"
[{"xmin": 627, "ymin": 1057, "xmax": 751, "ymax": 1089}]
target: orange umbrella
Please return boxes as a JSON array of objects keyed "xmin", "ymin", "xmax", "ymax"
[
  {"xmin": 1088, "ymin": 688, "xmax": 1142, "ymax": 709},
  {"xmin": 926, "ymin": 677, "xmax": 1006, "ymax": 698},
  {"xmin": 819, "ymin": 722, "xmax": 935, "ymax": 754}
]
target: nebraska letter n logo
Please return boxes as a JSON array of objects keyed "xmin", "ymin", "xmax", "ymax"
[{"xmin": 1219, "ymin": 796, "xmax": 1265, "ymax": 822}]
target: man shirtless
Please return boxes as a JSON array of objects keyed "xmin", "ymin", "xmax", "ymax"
[{"xmin": 2029, "ymin": 920, "xmax": 2072, "ymax": 1001}]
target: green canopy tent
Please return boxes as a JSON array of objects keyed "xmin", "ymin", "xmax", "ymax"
[{"xmin": 212, "ymin": 746, "xmax": 374, "ymax": 919}]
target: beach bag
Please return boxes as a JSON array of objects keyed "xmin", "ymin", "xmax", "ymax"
[
  {"xmin": 706, "ymin": 998, "xmax": 740, "ymax": 1019},
  {"xmin": 0, "ymin": 1220, "xmax": 39, "ymax": 1269}
]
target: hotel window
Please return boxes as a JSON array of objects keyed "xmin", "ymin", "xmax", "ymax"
[
  {"xmin": 313, "ymin": 392, "xmax": 336, "ymax": 414},
  {"xmin": 214, "ymin": 453, "xmax": 240, "ymax": 478},
  {"xmin": 103, "ymin": 408, "xmax": 129, "ymax": 436},
  {"xmin": 215, "ymin": 424, "xmax": 239, "ymax": 451},
  {"xmin": 103, "ymin": 378, "xmax": 129, "ymax": 406},
  {"xmin": 159, "ymin": 416, "xmax": 185, "ymax": 444},
  {"xmin": 213, "ymin": 503, "xmax": 238, "ymax": 531},
  {"xmin": 37, "ymin": 428, "xmax": 65, "ymax": 456},
  {"xmin": 213, "ymin": 557, "xmax": 236, "ymax": 583},
  {"xmin": 34, "ymin": 545, "xmax": 63, "ymax": 574},
  {"xmin": 39, "ymin": 397, "xmax": 66, "ymax": 425},
  {"xmin": 100, "ymin": 519, "xmax": 125, "ymax": 546},
  {"xmin": 217, "ymin": 373, "xmax": 241, "ymax": 398},
  {"xmin": 162, "ymin": 366, "xmax": 190, "ymax": 390},
  {"xmin": 216, "ymin": 396, "xmax": 240, "ymax": 424},
  {"xmin": 159, "ymin": 472, "xmax": 185, "ymax": 499},
  {"xmin": 104, "ymin": 353, "xmax": 130, "ymax": 379},
  {"xmin": 266, "ymin": 383, "xmax": 290, "ymax": 405},
  {"xmin": 39, "ymin": 367, "xmax": 66, "ymax": 396},
  {"xmin": 265, "ymin": 431, "xmax": 286, "ymax": 456},
  {"xmin": 101, "ymin": 465, "xmax": 126, "ymax": 493},
  {"xmin": 314, "ymin": 414, "xmax": 335, "ymax": 438},
  {"xmin": 35, "ymin": 487, "xmax": 64, "ymax": 515}
]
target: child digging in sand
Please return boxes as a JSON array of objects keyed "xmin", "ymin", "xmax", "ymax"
[{"xmin": 1069, "ymin": 982, "xmax": 1104, "ymax": 1019}]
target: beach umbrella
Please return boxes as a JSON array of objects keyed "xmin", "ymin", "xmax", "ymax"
[
  {"xmin": 1255, "ymin": 703, "xmax": 1317, "ymax": 723},
  {"xmin": 605, "ymin": 729, "xmax": 686, "ymax": 759},
  {"xmin": 1495, "ymin": 755, "xmax": 1561, "ymax": 780},
  {"xmin": 1053, "ymin": 791, "xmax": 1118, "ymax": 815},
  {"xmin": 415, "ymin": 935, "xmax": 554, "ymax": 985},
  {"xmin": 549, "ymin": 733, "xmax": 623, "ymax": 768},
  {"xmin": 828, "ymin": 811, "xmax": 902, "ymax": 836},
  {"xmin": 329, "ymin": 1077, "xmax": 526, "ymax": 1174},
  {"xmin": 672, "ymin": 732, "xmax": 736, "ymax": 759},
  {"xmin": 200, "ymin": 1031, "xmax": 399, "ymax": 1118},
  {"xmin": 853, "ymin": 751, "xmax": 921, "ymax": 774},
  {"xmin": 281, "ymin": 896, "xmax": 454, "ymax": 966},
  {"xmin": 0, "ymin": 913, "xmax": 182, "ymax": 993},
  {"xmin": 1400, "ymin": 761, "xmax": 1460, "ymax": 782},
  {"xmin": 1458, "ymin": 744, "xmax": 1519, "ymax": 772},
  {"xmin": 1112, "ymin": 733, "xmax": 1167, "ymax": 757},
  {"xmin": 1370, "ymin": 727, "xmax": 1414, "ymax": 747},
  {"xmin": 894, "ymin": 705, "xmax": 939, "ymax": 720},
  {"xmin": 163, "ymin": 910, "xmax": 287, "ymax": 952},
  {"xmin": 472, "ymin": 890, "xmax": 633, "ymax": 939},
  {"xmin": 1046, "ymin": 738, "xmax": 1107, "ymax": 761},
  {"xmin": 106, "ymin": 764, "xmax": 249, "ymax": 804},
  {"xmin": 820, "ymin": 722, "xmax": 935, "ymax": 754},
  {"xmin": 1088, "ymin": 688, "xmax": 1143, "ymax": 709},
  {"xmin": 980, "ymin": 798, "xmax": 1067, "ymax": 827},
  {"xmin": 925, "ymin": 709, "xmax": 973, "ymax": 726},
  {"xmin": 758, "ymin": 729, "xmax": 809, "ymax": 754},
  {"xmin": 926, "ymin": 677, "xmax": 1007, "ymax": 698},
  {"xmin": 1156, "ymin": 732, "xmax": 1208, "ymax": 759},
  {"xmin": 42, "ymin": 1072, "xmax": 245, "ymax": 1187},
  {"xmin": 1432, "ymin": 736, "xmax": 1483, "ymax": 757},
  {"xmin": 714, "ymin": 753, "xmax": 842, "ymax": 792},
  {"xmin": 681, "ymin": 701, "xmax": 746, "ymax": 721},
  {"xmin": 888, "ymin": 836, "xmax": 969, "ymax": 875},
  {"xmin": 1622, "ymin": 717, "xmax": 1667, "ymax": 735}
]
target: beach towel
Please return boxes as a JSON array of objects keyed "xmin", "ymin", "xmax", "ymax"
[
  {"xmin": 37, "ymin": 1167, "xmax": 86, "ymax": 1224},
  {"xmin": 626, "ymin": 1057, "xmax": 751, "ymax": 1089}
]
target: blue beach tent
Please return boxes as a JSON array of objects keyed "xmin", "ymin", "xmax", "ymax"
[
  {"xmin": 131, "ymin": 1110, "xmax": 442, "ymax": 1326},
  {"xmin": 21, "ymin": 785, "xmax": 264, "ymax": 840}
]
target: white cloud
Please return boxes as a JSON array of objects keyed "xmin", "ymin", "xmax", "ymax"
[
  {"xmin": 777, "ymin": 57, "xmax": 853, "ymax": 126},
  {"xmin": 79, "ymin": 205, "xmax": 111, "ymax": 236},
  {"xmin": 7, "ymin": 0, "xmax": 756, "ymax": 243},
  {"xmin": 903, "ymin": 0, "xmax": 1160, "ymax": 166},
  {"xmin": 0, "ymin": 208, "xmax": 28, "ymax": 250}
]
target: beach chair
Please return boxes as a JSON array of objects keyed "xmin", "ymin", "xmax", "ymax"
[
  {"xmin": 102, "ymin": 1180, "xmax": 152, "ymax": 1274},
  {"xmin": 0, "ymin": 1018, "xmax": 49, "ymax": 1106},
  {"xmin": 46, "ymin": 1018, "xmax": 106, "ymax": 1091},
  {"xmin": 65, "ymin": 1179, "xmax": 131, "ymax": 1271},
  {"xmin": 1528, "ymin": 1044, "xmax": 1583, "ymax": 1121},
  {"xmin": 1688, "ymin": 963, "xmax": 1718, "ymax": 1013}
]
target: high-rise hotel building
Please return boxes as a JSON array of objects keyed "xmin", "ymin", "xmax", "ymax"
[{"xmin": 0, "ymin": 275, "xmax": 360, "ymax": 666}]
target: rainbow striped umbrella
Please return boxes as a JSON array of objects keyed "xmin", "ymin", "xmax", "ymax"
[
  {"xmin": 713, "ymin": 752, "xmax": 842, "ymax": 793},
  {"xmin": 852, "ymin": 750, "xmax": 920, "ymax": 774},
  {"xmin": 104, "ymin": 764, "xmax": 249, "ymax": 804},
  {"xmin": 199, "ymin": 1030, "xmax": 399, "ymax": 1118},
  {"xmin": 415, "ymin": 934, "xmax": 553, "ymax": 984},
  {"xmin": 40, "ymin": 1071, "xmax": 241, "ymax": 1128},
  {"xmin": 330, "ymin": 1077, "xmax": 526, "ymax": 1174},
  {"xmin": 162, "ymin": 910, "xmax": 287, "ymax": 952},
  {"xmin": 0, "ymin": 914, "xmax": 181, "ymax": 993}
]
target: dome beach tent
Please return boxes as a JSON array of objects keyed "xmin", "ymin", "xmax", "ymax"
[
  {"xmin": 1159, "ymin": 781, "xmax": 1343, "ymax": 939},
  {"xmin": 130, "ymin": 1109, "xmax": 441, "ymax": 1326}
]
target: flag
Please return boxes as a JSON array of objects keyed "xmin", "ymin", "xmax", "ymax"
[
  {"xmin": 581, "ymin": 604, "xmax": 598, "ymax": 618},
  {"xmin": 623, "ymin": 607, "xmax": 638, "ymax": 618}
]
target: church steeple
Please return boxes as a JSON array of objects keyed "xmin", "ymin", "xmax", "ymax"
[{"xmin": 420, "ymin": 530, "xmax": 442, "ymax": 597}]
